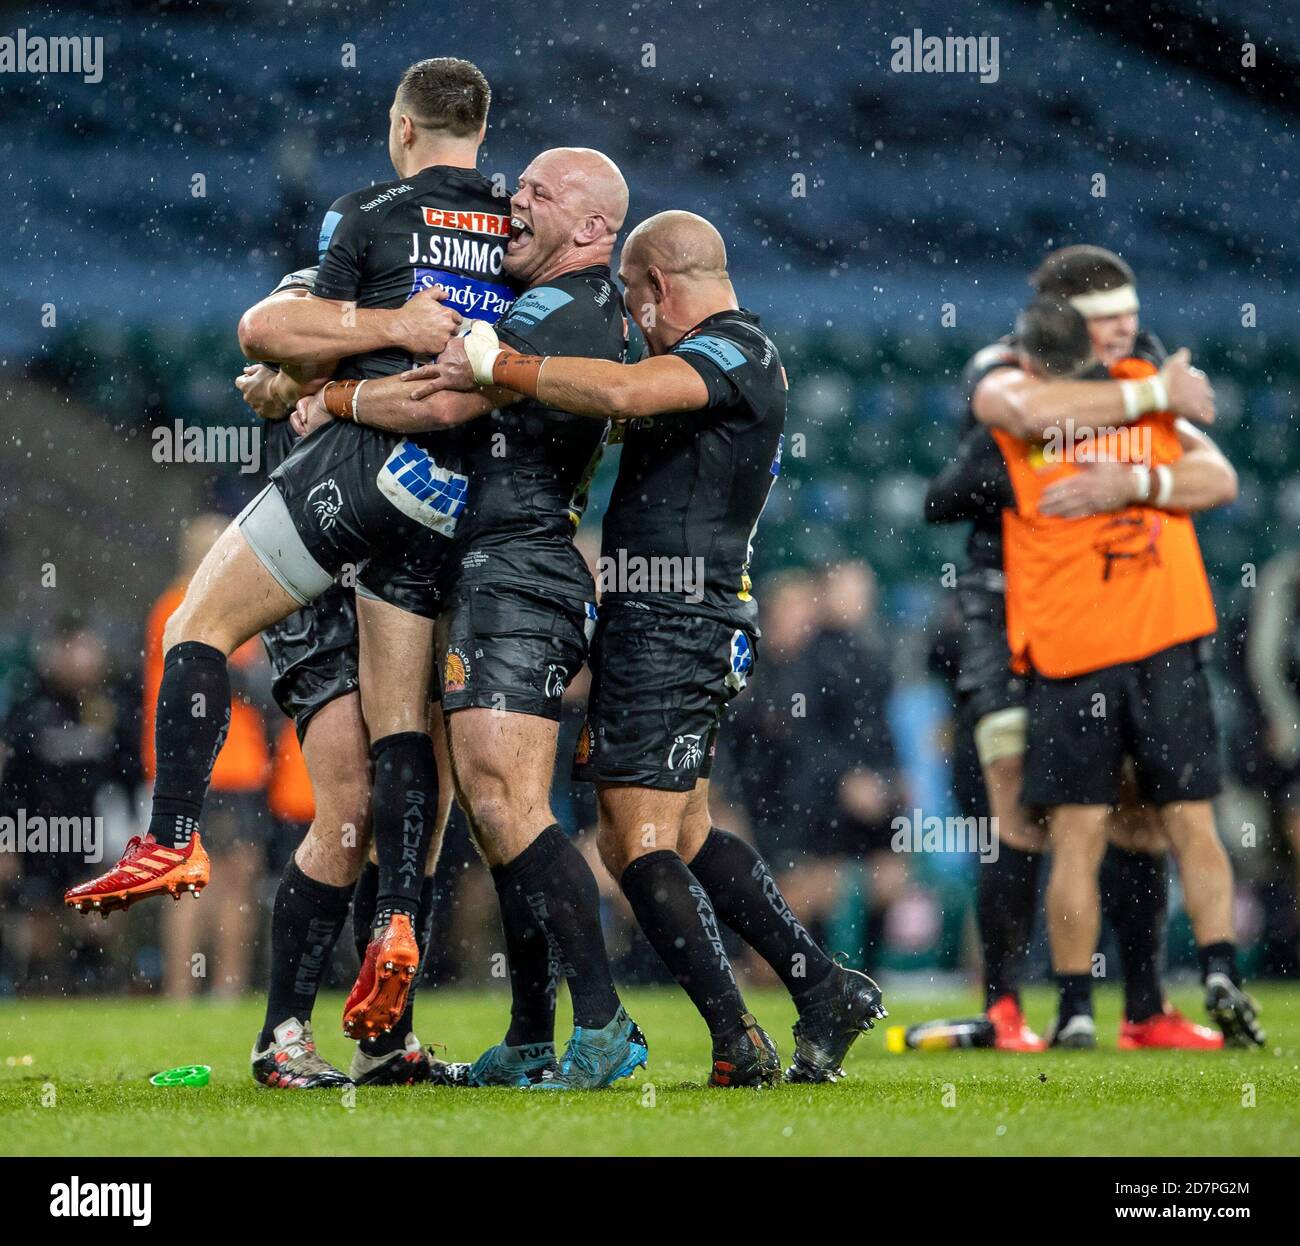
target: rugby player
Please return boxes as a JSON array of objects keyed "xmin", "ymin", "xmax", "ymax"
[
  {"xmin": 233, "ymin": 272, "xmax": 456, "ymax": 1089},
  {"xmin": 296, "ymin": 147, "xmax": 648, "ymax": 1090},
  {"xmin": 65, "ymin": 58, "xmax": 509, "ymax": 1050},
  {"xmin": 413, "ymin": 210, "xmax": 887, "ymax": 1085},
  {"xmin": 982, "ymin": 292, "xmax": 1264, "ymax": 1048},
  {"xmin": 926, "ymin": 247, "xmax": 1228, "ymax": 1050}
]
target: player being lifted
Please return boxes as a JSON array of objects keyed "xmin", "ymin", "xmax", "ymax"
[
  {"xmin": 66, "ymin": 58, "xmax": 505, "ymax": 1051},
  {"xmin": 411, "ymin": 211, "xmax": 887, "ymax": 1085},
  {"xmin": 296, "ymin": 147, "xmax": 649, "ymax": 1089}
]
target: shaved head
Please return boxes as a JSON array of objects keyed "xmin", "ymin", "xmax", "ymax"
[
  {"xmin": 623, "ymin": 210, "xmax": 728, "ymax": 280},
  {"xmin": 529, "ymin": 146, "xmax": 628, "ymax": 233}
]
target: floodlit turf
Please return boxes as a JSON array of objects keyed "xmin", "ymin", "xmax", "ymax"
[{"xmin": 1, "ymin": 985, "xmax": 1297, "ymax": 1156}]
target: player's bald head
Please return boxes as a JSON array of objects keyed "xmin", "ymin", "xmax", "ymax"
[
  {"xmin": 528, "ymin": 146, "xmax": 628, "ymax": 233},
  {"xmin": 622, "ymin": 211, "xmax": 728, "ymax": 281}
]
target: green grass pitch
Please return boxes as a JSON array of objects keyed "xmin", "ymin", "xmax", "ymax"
[{"xmin": 2, "ymin": 985, "xmax": 1297, "ymax": 1156}]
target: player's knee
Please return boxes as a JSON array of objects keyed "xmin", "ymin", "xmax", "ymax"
[{"xmin": 163, "ymin": 595, "xmax": 235, "ymax": 655}]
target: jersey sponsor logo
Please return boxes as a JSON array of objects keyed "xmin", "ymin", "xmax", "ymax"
[
  {"xmin": 674, "ymin": 334, "xmax": 747, "ymax": 373},
  {"xmin": 409, "ymin": 269, "xmax": 514, "ymax": 322},
  {"xmin": 667, "ymin": 732, "xmax": 705, "ymax": 771},
  {"xmin": 422, "ymin": 207, "xmax": 510, "ymax": 235},
  {"xmin": 504, "ymin": 286, "xmax": 574, "ymax": 329},
  {"xmin": 443, "ymin": 647, "xmax": 470, "ymax": 694},
  {"xmin": 376, "ymin": 441, "xmax": 469, "ymax": 538},
  {"xmin": 359, "ymin": 183, "xmax": 415, "ymax": 212},
  {"xmin": 307, "ymin": 478, "xmax": 344, "ymax": 531},
  {"xmin": 726, "ymin": 630, "xmax": 753, "ymax": 691},
  {"xmin": 318, "ymin": 210, "xmax": 343, "ymax": 258}
]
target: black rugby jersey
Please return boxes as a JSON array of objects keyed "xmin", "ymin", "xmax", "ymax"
[
  {"xmin": 601, "ymin": 308, "xmax": 787, "ymax": 631},
  {"xmin": 451, "ymin": 264, "xmax": 627, "ymax": 602},
  {"xmin": 262, "ymin": 265, "xmax": 318, "ymax": 474},
  {"xmin": 314, "ymin": 165, "xmax": 519, "ymax": 383}
]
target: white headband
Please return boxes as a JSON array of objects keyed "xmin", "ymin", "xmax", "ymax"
[{"xmin": 1068, "ymin": 283, "xmax": 1139, "ymax": 318}]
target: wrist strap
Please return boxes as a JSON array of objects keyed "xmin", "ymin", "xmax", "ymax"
[
  {"xmin": 323, "ymin": 379, "xmax": 362, "ymax": 420},
  {"xmin": 490, "ymin": 348, "xmax": 547, "ymax": 398},
  {"xmin": 1153, "ymin": 463, "xmax": 1174, "ymax": 508},
  {"xmin": 1131, "ymin": 465, "xmax": 1152, "ymax": 503},
  {"xmin": 1120, "ymin": 374, "xmax": 1169, "ymax": 422}
]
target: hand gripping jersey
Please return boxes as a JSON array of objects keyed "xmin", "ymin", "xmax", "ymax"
[
  {"xmin": 994, "ymin": 356, "xmax": 1217, "ymax": 679},
  {"xmin": 600, "ymin": 309, "xmax": 788, "ymax": 630},
  {"xmin": 314, "ymin": 165, "xmax": 517, "ymax": 385}
]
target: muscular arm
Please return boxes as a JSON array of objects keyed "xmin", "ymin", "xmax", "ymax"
[
  {"xmin": 237, "ymin": 287, "xmax": 459, "ymax": 371},
  {"xmin": 1165, "ymin": 418, "xmax": 1238, "ymax": 511},
  {"xmin": 353, "ymin": 375, "xmax": 512, "ymax": 433},
  {"xmin": 972, "ymin": 367, "xmax": 1133, "ymax": 439}
]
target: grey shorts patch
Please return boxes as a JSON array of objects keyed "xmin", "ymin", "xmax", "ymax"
[{"xmin": 237, "ymin": 483, "xmax": 334, "ymax": 606}]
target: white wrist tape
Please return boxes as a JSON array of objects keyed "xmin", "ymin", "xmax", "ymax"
[
  {"xmin": 473, "ymin": 347, "xmax": 503, "ymax": 386},
  {"xmin": 1131, "ymin": 465, "xmax": 1151, "ymax": 503},
  {"xmin": 1119, "ymin": 374, "xmax": 1169, "ymax": 421},
  {"xmin": 1154, "ymin": 464, "xmax": 1174, "ymax": 508},
  {"xmin": 351, "ymin": 379, "xmax": 367, "ymax": 423}
]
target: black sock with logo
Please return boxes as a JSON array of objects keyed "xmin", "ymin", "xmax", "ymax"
[
  {"xmin": 1197, "ymin": 940, "xmax": 1240, "ymax": 987},
  {"xmin": 687, "ymin": 827, "xmax": 834, "ymax": 1002},
  {"xmin": 351, "ymin": 860, "xmax": 379, "ymax": 961},
  {"xmin": 149, "ymin": 641, "xmax": 231, "ymax": 848},
  {"xmin": 259, "ymin": 858, "xmax": 352, "ymax": 1049},
  {"xmin": 369, "ymin": 732, "xmax": 438, "ymax": 927},
  {"xmin": 493, "ymin": 825, "xmax": 620, "ymax": 1034},
  {"xmin": 1101, "ymin": 845, "xmax": 1167, "ymax": 1022},
  {"xmin": 620, "ymin": 849, "xmax": 748, "ymax": 1038},
  {"xmin": 978, "ymin": 842, "xmax": 1043, "ymax": 1009}
]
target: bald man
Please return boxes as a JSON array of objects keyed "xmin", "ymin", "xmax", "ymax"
[
  {"xmin": 297, "ymin": 147, "xmax": 647, "ymax": 1090},
  {"xmin": 413, "ymin": 210, "xmax": 887, "ymax": 1087}
]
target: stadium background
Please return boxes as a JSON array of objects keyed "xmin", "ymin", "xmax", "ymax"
[{"xmin": 1, "ymin": 0, "xmax": 1297, "ymax": 1001}]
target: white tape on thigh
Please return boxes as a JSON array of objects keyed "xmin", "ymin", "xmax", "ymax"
[{"xmin": 975, "ymin": 706, "xmax": 1028, "ymax": 765}]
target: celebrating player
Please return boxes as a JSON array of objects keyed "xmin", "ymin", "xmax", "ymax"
[
  {"xmin": 412, "ymin": 210, "xmax": 887, "ymax": 1085},
  {"xmin": 65, "ymin": 58, "xmax": 507, "ymax": 1055},
  {"xmin": 296, "ymin": 147, "xmax": 649, "ymax": 1089},
  {"xmin": 979, "ymin": 289, "xmax": 1263, "ymax": 1048},
  {"xmin": 925, "ymin": 247, "xmax": 1232, "ymax": 1050}
]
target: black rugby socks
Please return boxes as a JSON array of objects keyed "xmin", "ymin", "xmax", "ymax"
[
  {"xmin": 687, "ymin": 827, "xmax": 834, "ymax": 1002},
  {"xmin": 259, "ymin": 858, "xmax": 352, "ymax": 1049},
  {"xmin": 977, "ymin": 841, "xmax": 1043, "ymax": 1009},
  {"xmin": 149, "ymin": 641, "xmax": 231, "ymax": 848},
  {"xmin": 1101, "ymin": 845, "xmax": 1167, "ymax": 1022},
  {"xmin": 621, "ymin": 849, "xmax": 749, "ymax": 1037},
  {"xmin": 493, "ymin": 825, "xmax": 621, "ymax": 1035},
  {"xmin": 369, "ymin": 732, "xmax": 438, "ymax": 926}
]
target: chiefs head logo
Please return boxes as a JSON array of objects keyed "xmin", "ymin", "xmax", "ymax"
[
  {"xmin": 307, "ymin": 478, "xmax": 343, "ymax": 531},
  {"xmin": 575, "ymin": 721, "xmax": 594, "ymax": 766},
  {"xmin": 667, "ymin": 733, "xmax": 704, "ymax": 771},
  {"xmin": 443, "ymin": 648, "xmax": 469, "ymax": 695}
]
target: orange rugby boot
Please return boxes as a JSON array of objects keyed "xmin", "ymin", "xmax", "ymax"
[
  {"xmin": 64, "ymin": 833, "xmax": 209, "ymax": 917},
  {"xmin": 343, "ymin": 912, "xmax": 420, "ymax": 1040}
]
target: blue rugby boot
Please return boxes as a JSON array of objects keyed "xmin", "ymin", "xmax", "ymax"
[
  {"xmin": 531, "ymin": 1008, "xmax": 648, "ymax": 1090},
  {"xmin": 466, "ymin": 1039, "xmax": 558, "ymax": 1087}
]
